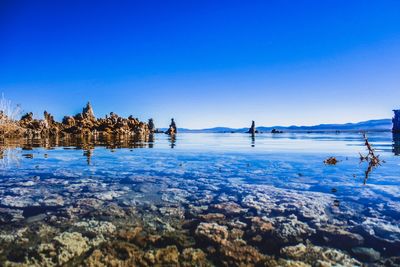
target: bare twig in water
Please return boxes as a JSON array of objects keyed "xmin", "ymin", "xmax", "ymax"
[{"xmin": 359, "ymin": 132, "xmax": 382, "ymax": 184}]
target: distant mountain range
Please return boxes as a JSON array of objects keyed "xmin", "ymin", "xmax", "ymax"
[{"xmin": 160, "ymin": 119, "xmax": 392, "ymax": 133}]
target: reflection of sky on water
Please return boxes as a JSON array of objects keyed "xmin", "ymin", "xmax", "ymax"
[
  {"xmin": 1, "ymin": 132, "xmax": 400, "ymax": 188},
  {"xmin": 2, "ymin": 133, "xmax": 399, "ymax": 201}
]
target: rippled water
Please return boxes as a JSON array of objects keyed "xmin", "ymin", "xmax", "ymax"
[{"xmin": 0, "ymin": 132, "xmax": 399, "ymax": 266}]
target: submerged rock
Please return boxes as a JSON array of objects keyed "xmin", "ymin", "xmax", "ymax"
[
  {"xmin": 153, "ymin": 245, "xmax": 180, "ymax": 265},
  {"xmin": 84, "ymin": 242, "xmax": 145, "ymax": 266},
  {"xmin": 281, "ymin": 243, "xmax": 361, "ymax": 266},
  {"xmin": 317, "ymin": 226, "xmax": 364, "ymax": 248},
  {"xmin": 195, "ymin": 222, "xmax": 229, "ymax": 245},
  {"xmin": 73, "ymin": 220, "xmax": 116, "ymax": 235},
  {"xmin": 250, "ymin": 216, "xmax": 274, "ymax": 233},
  {"xmin": 351, "ymin": 247, "xmax": 381, "ymax": 262},
  {"xmin": 180, "ymin": 248, "xmax": 209, "ymax": 267},
  {"xmin": 54, "ymin": 232, "xmax": 90, "ymax": 265},
  {"xmin": 195, "ymin": 222, "xmax": 270, "ymax": 266},
  {"xmin": 361, "ymin": 217, "xmax": 400, "ymax": 243},
  {"xmin": 198, "ymin": 213, "xmax": 226, "ymax": 222},
  {"xmin": 212, "ymin": 202, "xmax": 248, "ymax": 214},
  {"xmin": 379, "ymin": 256, "xmax": 400, "ymax": 267},
  {"xmin": 264, "ymin": 215, "xmax": 315, "ymax": 244},
  {"xmin": 219, "ymin": 240, "xmax": 266, "ymax": 266}
]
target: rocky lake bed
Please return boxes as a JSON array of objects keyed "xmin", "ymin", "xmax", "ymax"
[{"xmin": 0, "ymin": 132, "xmax": 399, "ymax": 266}]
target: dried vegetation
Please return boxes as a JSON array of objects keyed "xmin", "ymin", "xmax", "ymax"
[
  {"xmin": 0, "ymin": 94, "xmax": 25, "ymax": 138},
  {"xmin": 359, "ymin": 133, "xmax": 382, "ymax": 184}
]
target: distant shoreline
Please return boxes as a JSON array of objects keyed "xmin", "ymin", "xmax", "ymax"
[
  {"xmin": 162, "ymin": 118, "xmax": 392, "ymax": 134},
  {"xmin": 163, "ymin": 129, "xmax": 392, "ymax": 134}
]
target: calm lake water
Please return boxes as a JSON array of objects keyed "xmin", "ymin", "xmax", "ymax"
[{"xmin": 0, "ymin": 132, "xmax": 399, "ymax": 266}]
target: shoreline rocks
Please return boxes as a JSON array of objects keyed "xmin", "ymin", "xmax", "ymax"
[{"xmin": 8, "ymin": 102, "xmax": 161, "ymax": 139}]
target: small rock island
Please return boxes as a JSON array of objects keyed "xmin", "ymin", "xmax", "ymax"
[
  {"xmin": 247, "ymin": 121, "xmax": 258, "ymax": 135},
  {"xmin": 166, "ymin": 118, "xmax": 177, "ymax": 135}
]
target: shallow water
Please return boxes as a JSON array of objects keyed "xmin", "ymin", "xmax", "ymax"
[{"xmin": 0, "ymin": 132, "xmax": 399, "ymax": 266}]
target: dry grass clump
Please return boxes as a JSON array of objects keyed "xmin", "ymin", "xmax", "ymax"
[{"xmin": 0, "ymin": 94, "xmax": 25, "ymax": 137}]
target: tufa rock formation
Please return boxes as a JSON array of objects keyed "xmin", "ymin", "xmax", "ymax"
[
  {"xmin": 247, "ymin": 121, "xmax": 258, "ymax": 135},
  {"xmin": 166, "ymin": 118, "xmax": 177, "ymax": 135},
  {"xmin": 393, "ymin": 110, "xmax": 400, "ymax": 133},
  {"xmin": 148, "ymin": 118, "xmax": 155, "ymax": 134},
  {"xmin": 11, "ymin": 103, "xmax": 156, "ymax": 139},
  {"xmin": 271, "ymin": 128, "xmax": 283, "ymax": 134},
  {"xmin": 82, "ymin": 102, "xmax": 96, "ymax": 121}
]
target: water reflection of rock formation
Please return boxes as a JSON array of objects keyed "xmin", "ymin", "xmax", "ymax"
[
  {"xmin": 393, "ymin": 133, "xmax": 400, "ymax": 156},
  {"xmin": 169, "ymin": 134, "xmax": 176, "ymax": 148},
  {"xmin": 0, "ymin": 133, "xmax": 159, "ymax": 166},
  {"xmin": 0, "ymin": 142, "xmax": 20, "ymax": 168},
  {"xmin": 83, "ymin": 149, "xmax": 93, "ymax": 165},
  {"xmin": 2, "ymin": 135, "xmax": 155, "ymax": 152},
  {"xmin": 148, "ymin": 134, "xmax": 154, "ymax": 148}
]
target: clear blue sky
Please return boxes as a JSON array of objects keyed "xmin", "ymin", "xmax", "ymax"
[{"xmin": 1, "ymin": 0, "xmax": 400, "ymax": 128}]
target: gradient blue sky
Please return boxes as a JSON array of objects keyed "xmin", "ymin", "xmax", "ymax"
[{"xmin": 1, "ymin": 0, "xmax": 400, "ymax": 128}]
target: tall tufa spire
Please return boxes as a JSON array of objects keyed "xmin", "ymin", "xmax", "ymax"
[
  {"xmin": 247, "ymin": 120, "xmax": 257, "ymax": 135},
  {"xmin": 166, "ymin": 118, "xmax": 177, "ymax": 135},
  {"xmin": 393, "ymin": 110, "xmax": 400, "ymax": 133},
  {"xmin": 82, "ymin": 102, "xmax": 96, "ymax": 121},
  {"xmin": 148, "ymin": 118, "xmax": 155, "ymax": 133}
]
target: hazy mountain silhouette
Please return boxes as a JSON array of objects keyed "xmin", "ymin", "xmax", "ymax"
[{"xmin": 160, "ymin": 119, "xmax": 392, "ymax": 133}]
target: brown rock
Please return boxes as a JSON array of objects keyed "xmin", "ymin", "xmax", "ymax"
[
  {"xmin": 220, "ymin": 240, "xmax": 266, "ymax": 267},
  {"xmin": 195, "ymin": 222, "xmax": 229, "ymax": 245},
  {"xmin": 166, "ymin": 118, "xmax": 177, "ymax": 135},
  {"xmin": 280, "ymin": 243, "xmax": 361, "ymax": 266},
  {"xmin": 212, "ymin": 202, "xmax": 248, "ymax": 214},
  {"xmin": 82, "ymin": 102, "xmax": 96, "ymax": 121},
  {"xmin": 324, "ymin": 157, "xmax": 338, "ymax": 165},
  {"xmin": 198, "ymin": 213, "xmax": 226, "ymax": 221},
  {"xmin": 180, "ymin": 248, "xmax": 210, "ymax": 267},
  {"xmin": 118, "ymin": 226, "xmax": 143, "ymax": 242},
  {"xmin": 317, "ymin": 226, "xmax": 364, "ymax": 248},
  {"xmin": 154, "ymin": 245, "xmax": 180, "ymax": 265},
  {"xmin": 251, "ymin": 217, "xmax": 274, "ymax": 233},
  {"xmin": 15, "ymin": 102, "xmax": 152, "ymax": 138}
]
